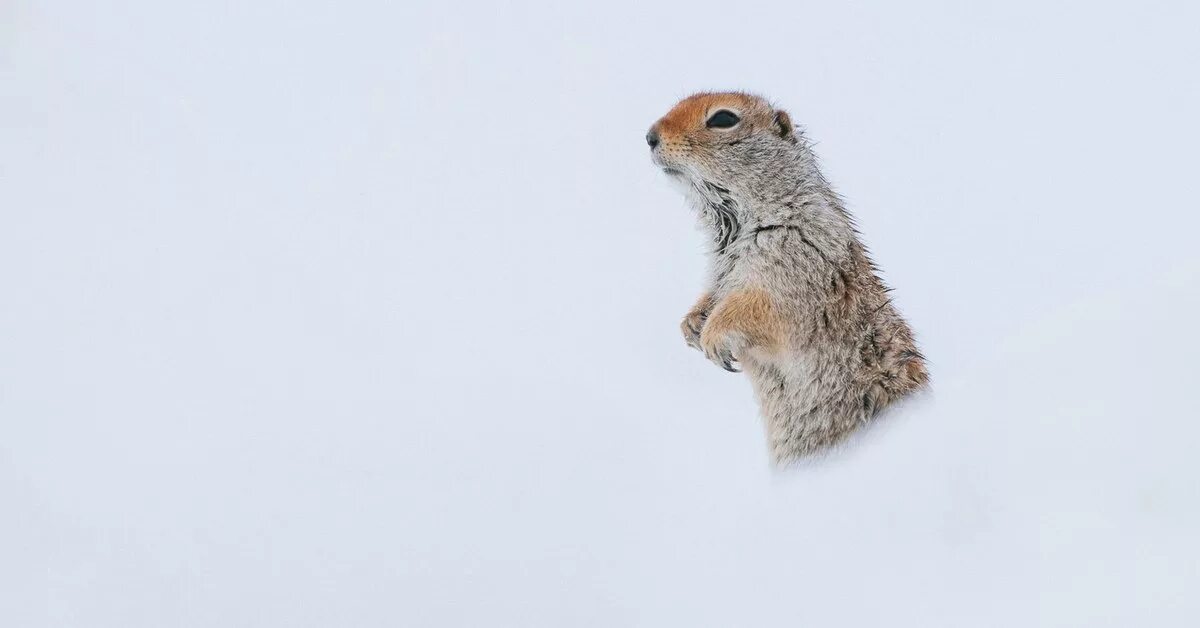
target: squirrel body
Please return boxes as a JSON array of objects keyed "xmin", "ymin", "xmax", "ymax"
[{"xmin": 648, "ymin": 92, "xmax": 928, "ymax": 464}]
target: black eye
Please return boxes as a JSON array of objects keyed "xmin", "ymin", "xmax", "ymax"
[{"xmin": 706, "ymin": 110, "xmax": 741, "ymax": 129}]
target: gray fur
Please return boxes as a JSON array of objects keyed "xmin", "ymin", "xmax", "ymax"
[{"xmin": 650, "ymin": 92, "xmax": 929, "ymax": 464}]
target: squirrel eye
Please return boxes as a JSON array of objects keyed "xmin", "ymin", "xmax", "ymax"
[{"xmin": 706, "ymin": 110, "xmax": 741, "ymax": 129}]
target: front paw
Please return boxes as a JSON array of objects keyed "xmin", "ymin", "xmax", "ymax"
[
  {"xmin": 680, "ymin": 310, "xmax": 706, "ymax": 350},
  {"xmin": 699, "ymin": 327, "xmax": 742, "ymax": 373}
]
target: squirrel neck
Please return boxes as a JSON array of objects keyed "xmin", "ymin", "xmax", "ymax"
[{"xmin": 697, "ymin": 147, "xmax": 850, "ymax": 254}]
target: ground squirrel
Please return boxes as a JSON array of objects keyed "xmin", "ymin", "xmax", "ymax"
[{"xmin": 647, "ymin": 91, "xmax": 928, "ymax": 464}]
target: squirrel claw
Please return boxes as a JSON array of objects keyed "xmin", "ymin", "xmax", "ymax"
[
  {"xmin": 700, "ymin": 331, "xmax": 744, "ymax": 377},
  {"xmin": 704, "ymin": 343, "xmax": 741, "ymax": 373},
  {"xmin": 681, "ymin": 313, "xmax": 706, "ymax": 351}
]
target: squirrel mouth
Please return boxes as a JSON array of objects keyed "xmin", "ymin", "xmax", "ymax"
[{"xmin": 661, "ymin": 167, "xmax": 684, "ymax": 177}]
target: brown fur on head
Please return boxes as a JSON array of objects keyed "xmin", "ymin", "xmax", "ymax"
[
  {"xmin": 646, "ymin": 92, "xmax": 798, "ymax": 199},
  {"xmin": 648, "ymin": 92, "xmax": 793, "ymax": 145}
]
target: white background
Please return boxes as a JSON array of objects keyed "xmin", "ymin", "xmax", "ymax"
[{"xmin": 3, "ymin": 1, "xmax": 1199, "ymax": 626}]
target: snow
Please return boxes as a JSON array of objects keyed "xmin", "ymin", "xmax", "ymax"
[{"xmin": 2, "ymin": 1, "xmax": 1199, "ymax": 626}]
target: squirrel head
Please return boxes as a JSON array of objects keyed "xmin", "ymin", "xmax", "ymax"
[{"xmin": 647, "ymin": 92, "xmax": 798, "ymax": 202}]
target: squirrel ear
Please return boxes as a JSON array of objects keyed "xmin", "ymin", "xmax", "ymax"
[{"xmin": 773, "ymin": 110, "xmax": 795, "ymax": 141}]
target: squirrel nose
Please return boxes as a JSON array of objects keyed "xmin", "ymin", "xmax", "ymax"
[{"xmin": 646, "ymin": 129, "xmax": 660, "ymax": 149}]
